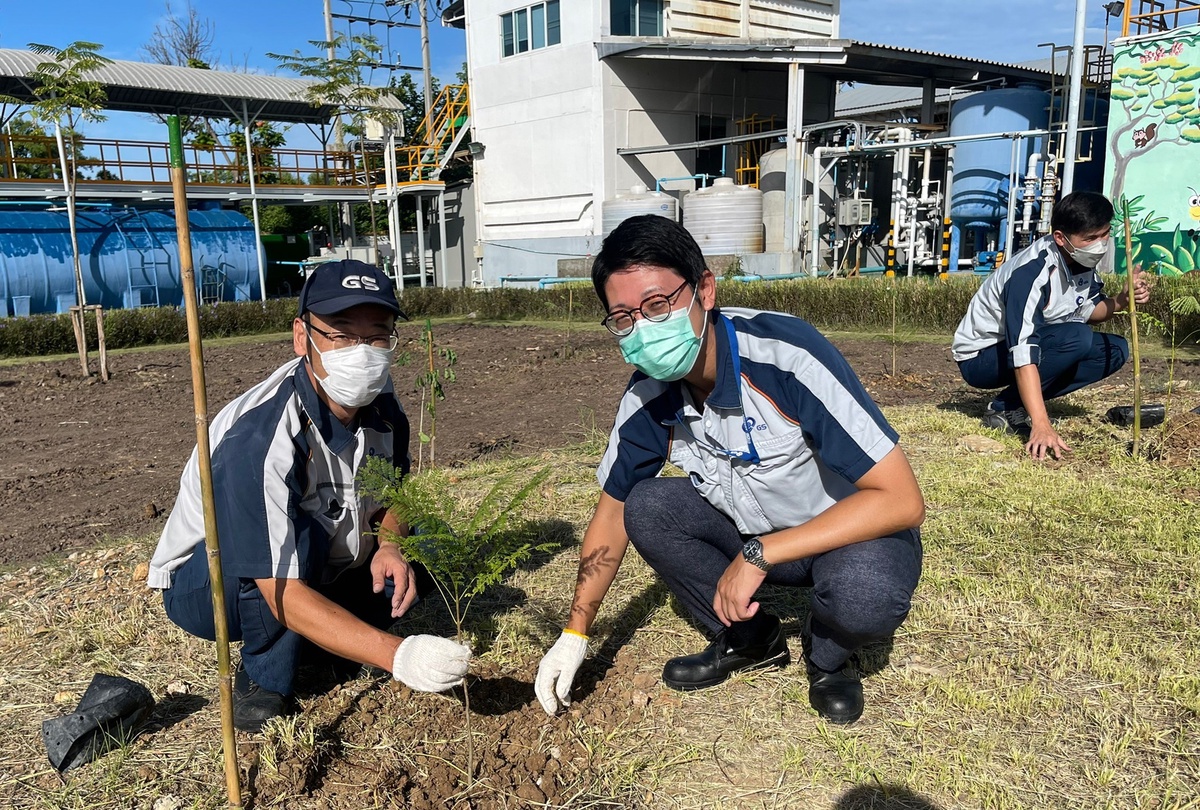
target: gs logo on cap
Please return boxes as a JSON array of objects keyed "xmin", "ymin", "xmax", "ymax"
[{"xmin": 342, "ymin": 275, "xmax": 380, "ymax": 291}]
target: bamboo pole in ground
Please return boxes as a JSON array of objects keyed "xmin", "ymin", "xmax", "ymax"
[
  {"xmin": 1122, "ymin": 204, "xmax": 1143, "ymax": 457},
  {"xmin": 167, "ymin": 115, "xmax": 243, "ymax": 806}
]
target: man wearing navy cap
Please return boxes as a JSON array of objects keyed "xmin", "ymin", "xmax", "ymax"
[{"xmin": 150, "ymin": 260, "xmax": 470, "ymax": 732}]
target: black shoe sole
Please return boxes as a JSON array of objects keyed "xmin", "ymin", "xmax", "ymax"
[{"xmin": 662, "ymin": 648, "xmax": 791, "ymax": 692}]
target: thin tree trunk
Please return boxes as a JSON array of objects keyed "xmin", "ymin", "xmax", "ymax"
[{"xmin": 57, "ymin": 122, "xmax": 89, "ymax": 376}]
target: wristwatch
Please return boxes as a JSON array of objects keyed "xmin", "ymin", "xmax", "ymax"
[{"xmin": 741, "ymin": 537, "xmax": 774, "ymax": 573}]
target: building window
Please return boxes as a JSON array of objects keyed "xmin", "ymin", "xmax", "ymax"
[
  {"xmin": 611, "ymin": 0, "xmax": 663, "ymax": 36},
  {"xmin": 501, "ymin": 1, "xmax": 560, "ymax": 58}
]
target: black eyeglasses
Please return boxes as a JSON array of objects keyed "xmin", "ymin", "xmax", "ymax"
[
  {"xmin": 306, "ymin": 322, "xmax": 399, "ymax": 351},
  {"xmin": 601, "ymin": 280, "xmax": 691, "ymax": 337}
]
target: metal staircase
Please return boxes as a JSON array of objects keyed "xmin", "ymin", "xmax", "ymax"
[{"xmin": 398, "ymin": 83, "xmax": 471, "ymax": 182}]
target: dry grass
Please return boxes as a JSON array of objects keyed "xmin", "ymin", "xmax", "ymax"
[{"xmin": 1, "ymin": 395, "xmax": 1198, "ymax": 809}]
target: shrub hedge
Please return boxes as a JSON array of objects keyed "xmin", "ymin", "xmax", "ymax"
[{"xmin": 2, "ymin": 273, "xmax": 1198, "ymax": 360}]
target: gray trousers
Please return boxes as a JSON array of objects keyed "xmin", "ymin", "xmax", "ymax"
[{"xmin": 624, "ymin": 477, "xmax": 922, "ymax": 672}]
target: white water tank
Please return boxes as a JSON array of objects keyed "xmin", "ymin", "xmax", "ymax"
[
  {"xmin": 759, "ymin": 148, "xmax": 787, "ymax": 253},
  {"xmin": 682, "ymin": 177, "xmax": 764, "ymax": 255},
  {"xmin": 601, "ymin": 184, "xmax": 678, "ymax": 236}
]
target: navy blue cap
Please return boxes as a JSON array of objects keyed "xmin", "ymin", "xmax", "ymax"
[{"xmin": 298, "ymin": 260, "xmax": 405, "ymax": 318}]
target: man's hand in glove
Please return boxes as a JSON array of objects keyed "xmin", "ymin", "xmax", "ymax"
[
  {"xmin": 392, "ymin": 635, "xmax": 471, "ymax": 692},
  {"xmin": 534, "ymin": 630, "xmax": 588, "ymax": 715}
]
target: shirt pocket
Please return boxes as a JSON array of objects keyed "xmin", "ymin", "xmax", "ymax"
[{"xmin": 734, "ymin": 427, "xmax": 813, "ymax": 532}]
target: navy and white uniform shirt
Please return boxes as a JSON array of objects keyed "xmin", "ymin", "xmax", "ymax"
[
  {"xmin": 149, "ymin": 358, "xmax": 410, "ymax": 590},
  {"xmin": 952, "ymin": 234, "xmax": 1105, "ymax": 367},
  {"xmin": 597, "ymin": 307, "xmax": 899, "ymax": 537}
]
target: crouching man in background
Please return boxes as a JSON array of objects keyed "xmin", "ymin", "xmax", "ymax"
[
  {"xmin": 149, "ymin": 260, "xmax": 469, "ymax": 732},
  {"xmin": 953, "ymin": 191, "xmax": 1151, "ymax": 460}
]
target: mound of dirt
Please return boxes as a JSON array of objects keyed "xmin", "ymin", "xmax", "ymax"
[
  {"xmin": 1154, "ymin": 411, "xmax": 1200, "ymax": 466},
  {"xmin": 246, "ymin": 653, "xmax": 658, "ymax": 808}
]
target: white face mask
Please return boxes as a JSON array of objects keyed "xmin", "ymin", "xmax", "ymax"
[
  {"xmin": 1063, "ymin": 235, "xmax": 1108, "ymax": 269},
  {"xmin": 308, "ymin": 340, "xmax": 393, "ymax": 408}
]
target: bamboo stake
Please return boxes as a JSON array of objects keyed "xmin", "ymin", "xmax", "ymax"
[
  {"xmin": 1122, "ymin": 204, "xmax": 1143, "ymax": 457},
  {"xmin": 167, "ymin": 115, "xmax": 242, "ymax": 806}
]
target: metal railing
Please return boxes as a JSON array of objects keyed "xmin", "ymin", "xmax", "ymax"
[
  {"xmin": 1123, "ymin": 1, "xmax": 1200, "ymax": 36},
  {"xmin": 0, "ymin": 132, "xmax": 358, "ymax": 187},
  {"xmin": 0, "ymin": 83, "xmax": 471, "ymax": 191}
]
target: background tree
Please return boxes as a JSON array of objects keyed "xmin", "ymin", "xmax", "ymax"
[
  {"xmin": 271, "ymin": 34, "xmax": 404, "ymax": 254},
  {"xmin": 25, "ymin": 40, "xmax": 112, "ymax": 376},
  {"xmin": 142, "ymin": 1, "xmax": 287, "ymax": 169},
  {"xmin": 1107, "ymin": 30, "xmax": 1200, "ymax": 199}
]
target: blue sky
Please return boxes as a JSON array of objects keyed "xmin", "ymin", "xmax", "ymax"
[{"xmin": 1, "ymin": 0, "xmax": 1123, "ymax": 144}]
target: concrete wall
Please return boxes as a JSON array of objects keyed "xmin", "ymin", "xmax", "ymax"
[
  {"xmin": 464, "ymin": 0, "xmax": 604, "ymax": 244},
  {"xmin": 433, "ymin": 182, "xmax": 478, "ymax": 288}
]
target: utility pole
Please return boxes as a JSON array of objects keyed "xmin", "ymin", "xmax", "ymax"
[{"xmin": 420, "ymin": 0, "xmax": 432, "ymax": 121}]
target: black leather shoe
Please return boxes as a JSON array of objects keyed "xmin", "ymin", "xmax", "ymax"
[
  {"xmin": 800, "ymin": 618, "xmax": 863, "ymax": 724},
  {"xmin": 806, "ymin": 663, "xmax": 863, "ymax": 725},
  {"xmin": 233, "ymin": 661, "xmax": 290, "ymax": 733},
  {"xmin": 662, "ymin": 614, "xmax": 790, "ymax": 691}
]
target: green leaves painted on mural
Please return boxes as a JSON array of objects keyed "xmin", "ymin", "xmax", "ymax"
[
  {"xmin": 1147, "ymin": 228, "xmax": 1198, "ymax": 276},
  {"xmin": 1182, "ymin": 127, "xmax": 1200, "ymax": 142},
  {"xmin": 1171, "ymin": 66, "xmax": 1200, "ymax": 82},
  {"xmin": 1112, "ymin": 87, "xmax": 1138, "ymax": 101},
  {"xmin": 1166, "ymin": 112, "xmax": 1187, "ymax": 124}
]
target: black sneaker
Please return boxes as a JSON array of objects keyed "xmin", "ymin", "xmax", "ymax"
[
  {"xmin": 982, "ymin": 403, "xmax": 1032, "ymax": 435},
  {"xmin": 233, "ymin": 661, "xmax": 290, "ymax": 733},
  {"xmin": 801, "ymin": 618, "xmax": 863, "ymax": 725},
  {"xmin": 662, "ymin": 614, "xmax": 790, "ymax": 691}
]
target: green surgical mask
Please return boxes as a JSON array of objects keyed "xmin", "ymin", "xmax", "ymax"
[{"xmin": 618, "ymin": 292, "xmax": 707, "ymax": 381}]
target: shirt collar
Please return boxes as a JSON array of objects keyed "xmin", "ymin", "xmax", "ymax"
[
  {"xmin": 704, "ymin": 310, "xmax": 742, "ymax": 410},
  {"xmin": 294, "ymin": 359, "xmax": 359, "ymax": 454}
]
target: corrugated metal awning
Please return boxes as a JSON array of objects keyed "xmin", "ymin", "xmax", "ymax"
[
  {"xmin": 597, "ymin": 38, "xmax": 1054, "ymax": 88},
  {"xmin": 0, "ymin": 48, "xmax": 404, "ymax": 124}
]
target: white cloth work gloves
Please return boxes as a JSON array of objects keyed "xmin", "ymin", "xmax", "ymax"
[
  {"xmin": 535, "ymin": 630, "xmax": 589, "ymax": 715},
  {"xmin": 391, "ymin": 634, "xmax": 471, "ymax": 692}
]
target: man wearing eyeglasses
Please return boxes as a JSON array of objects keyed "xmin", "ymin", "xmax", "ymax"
[
  {"xmin": 149, "ymin": 260, "xmax": 470, "ymax": 733},
  {"xmin": 535, "ymin": 216, "xmax": 925, "ymax": 725}
]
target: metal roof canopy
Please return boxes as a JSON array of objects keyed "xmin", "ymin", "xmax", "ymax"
[
  {"xmin": 596, "ymin": 38, "xmax": 1054, "ymax": 88},
  {"xmin": 0, "ymin": 48, "xmax": 404, "ymax": 125}
]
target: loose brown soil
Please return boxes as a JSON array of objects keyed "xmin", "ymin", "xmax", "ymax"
[{"xmin": 0, "ymin": 322, "xmax": 1196, "ymax": 566}]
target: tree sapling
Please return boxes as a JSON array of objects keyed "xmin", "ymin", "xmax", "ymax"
[{"xmin": 359, "ymin": 460, "xmax": 556, "ymax": 786}]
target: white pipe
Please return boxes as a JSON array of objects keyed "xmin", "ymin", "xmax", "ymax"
[
  {"xmin": 1004, "ymin": 136, "xmax": 1021, "ymax": 256},
  {"xmin": 1061, "ymin": 0, "xmax": 1088, "ymax": 194},
  {"xmin": 943, "ymin": 145, "xmax": 956, "ymax": 222},
  {"xmin": 1021, "ymin": 153, "xmax": 1041, "ymax": 234},
  {"xmin": 906, "ymin": 199, "xmax": 918, "ymax": 277},
  {"xmin": 242, "ymin": 107, "xmax": 267, "ymax": 302},
  {"xmin": 921, "ymin": 146, "xmax": 933, "ymax": 202},
  {"xmin": 783, "ymin": 62, "xmax": 803, "ymax": 255},
  {"xmin": 437, "ymin": 190, "xmax": 448, "ymax": 288},
  {"xmin": 415, "ymin": 195, "xmax": 427, "ymax": 287}
]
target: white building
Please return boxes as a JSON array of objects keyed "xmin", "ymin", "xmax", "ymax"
[{"xmin": 444, "ymin": 1, "xmax": 1051, "ymax": 284}]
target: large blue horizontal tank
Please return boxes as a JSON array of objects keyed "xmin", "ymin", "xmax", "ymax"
[
  {"xmin": 949, "ymin": 87, "xmax": 1051, "ymax": 228},
  {"xmin": 0, "ymin": 207, "xmax": 261, "ymax": 317}
]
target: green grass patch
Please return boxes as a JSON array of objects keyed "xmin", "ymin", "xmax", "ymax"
[{"xmin": 2, "ymin": 401, "xmax": 1197, "ymax": 808}]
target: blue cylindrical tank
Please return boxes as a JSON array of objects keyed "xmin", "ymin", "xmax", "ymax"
[
  {"xmin": 0, "ymin": 208, "xmax": 261, "ymax": 317},
  {"xmin": 949, "ymin": 87, "xmax": 1051, "ymax": 228}
]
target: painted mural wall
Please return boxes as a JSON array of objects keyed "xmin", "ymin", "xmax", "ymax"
[{"xmin": 1106, "ymin": 24, "xmax": 1200, "ymax": 275}]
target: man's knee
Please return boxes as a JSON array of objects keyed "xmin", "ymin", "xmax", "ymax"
[
  {"xmin": 1102, "ymin": 333, "xmax": 1129, "ymax": 374},
  {"xmin": 815, "ymin": 582, "xmax": 914, "ymax": 640},
  {"xmin": 623, "ymin": 477, "xmax": 685, "ymax": 544}
]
